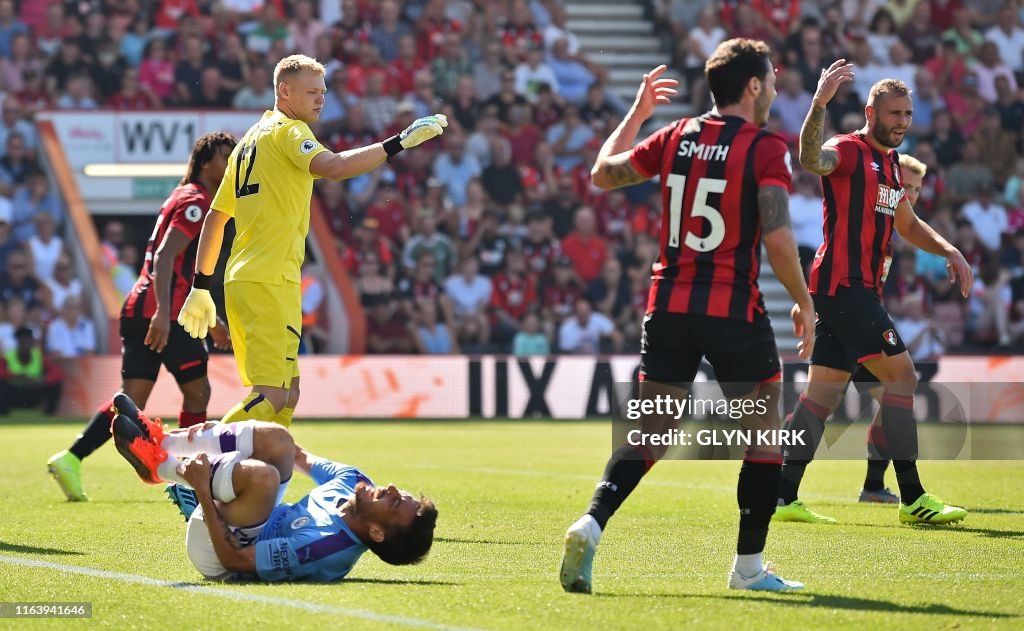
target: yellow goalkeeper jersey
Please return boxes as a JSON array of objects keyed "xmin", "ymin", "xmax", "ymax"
[{"xmin": 212, "ymin": 109, "xmax": 329, "ymax": 285}]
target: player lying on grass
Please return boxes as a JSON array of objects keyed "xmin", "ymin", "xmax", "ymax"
[
  {"xmin": 47, "ymin": 132, "xmax": 235, "ymax": 502},
  {"xmin": 108, "ymin": 394, "xmax": 437, "ymax": 581}
]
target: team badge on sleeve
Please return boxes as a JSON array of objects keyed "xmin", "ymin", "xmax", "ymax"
[
  {"xmin": 883, "ymin": 329, "xmax": 898, "ymax": 346},
  {"xmin": 300, "ymin": 139, "xmax": 318, "ymax": 154},
  {"xmin": 184, "ymin": 205, "xmax": 203, "ymax": 222}
]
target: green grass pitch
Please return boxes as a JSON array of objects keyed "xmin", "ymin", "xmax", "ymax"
[{"xmin": 1, "ymin": 416, "xmax": 1022, "ymax": 629}]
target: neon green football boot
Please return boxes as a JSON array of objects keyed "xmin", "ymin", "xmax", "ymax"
[
  {"xmin": 774, "ymin": 500, "xmax": 836, "ymax": 524},
  {"xmin": 899, "ymin": 493, "xmax": 967, "ymax": 525},
  {"xmin": 47, "ymin": 450, "xmax": 88, "ymax": 501}
]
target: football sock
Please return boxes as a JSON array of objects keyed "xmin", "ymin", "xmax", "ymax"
[
  {"xmin": 157, "ymin": 457, "xmax": 187, "ymax": 487},
  {"xmin": 737, "ymin": 460, "xmax": 781, "ymax": 555},
  {"xmin": 179, "ymin": 410, "xmax": 207, "ymax": 429},
  {"xmin": 271, "ymin": 406, "xmax": 294, "ymax": 428},
  {"xmin": 778, "ymin": 395, "xmax": 829, "ymax": 505},
  {"xmin": 221, "ymin": 392, "xmax": 276, "ymax": 424},
  {"xmin": 275, "ymin": 476, "xmax": 291, "ymax": 506},
  {"xmin": 586, "ymin": 444, "xmax": 655, "ymax": 530},
  {"xmin": 864, "ymin": 424, "xmax": 889, "ymax": 492},
  {"xmin": 880, "ymin": 393, "xmax": 925, "ymax": 503},
  {"xmin": 732, "ymin": 552, "xmax": 764, "ymax": 577},
  {"xmin": 161, "ymin": 420, "xmax": 256, "ymax": 460},
  {"xmin": 892, "ymin": 460, "xmax": 925, "ymax": 504},
  {"xmin": 69, "ymin": 401, "xmax": 115, "ymax": 461},
  {"xmin": 156, "ymin": 452, "xmax": 243, "ymax": 504},
  {"xmin": 210, "ymin": 451, "xmax": 242, "ymax": 503}
]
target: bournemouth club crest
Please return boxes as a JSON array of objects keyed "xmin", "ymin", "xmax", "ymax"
[{"xmin": 883, "ymin": 329, "xmax": 898, "ymax": 346}]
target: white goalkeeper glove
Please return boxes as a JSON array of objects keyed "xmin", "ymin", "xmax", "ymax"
[
  {"xmin": 177, "ymin": 287, "xmax": 217, "ymax": 339},
  {"xmin": 400, "ymin": 114, "xmax": 448, "ymax": 149}
]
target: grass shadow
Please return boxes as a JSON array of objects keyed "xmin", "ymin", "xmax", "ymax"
[
  {"xmin": 841, "ymin": 521, "xmax": 1023, "ymax": 538},
  {"xmin": 341, "ymin": 577, "xmax": 459, "ymax": 586},
  {"xmin": 0, "ymin": 541, "xmax": 84, "ymax": 555},
  {"xmin": 950, "ymin": 526, "xmax": 1024, "ymax": 539},
  {"xmin": 192, "ymin": 577, "xmax": 457, "ymax": 587},
  {"xmin": 594, "ymin": 592, "xmax": 1016, "ymax": 618},
  {"xmin": 964, "ymin": 507, "xmax": 1024, "ymax": 516},
  {"xmin": 435, "ymin": 536, "xmax": 547, "ymax": 546}
]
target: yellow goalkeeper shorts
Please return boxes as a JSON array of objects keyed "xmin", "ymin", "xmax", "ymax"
[{"xmin": 224, "ymin": 280, "xmax": 302, "ymax": 388}]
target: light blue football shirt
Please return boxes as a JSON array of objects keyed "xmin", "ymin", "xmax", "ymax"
[{"xmin": 252, "ymin": 461, "xmax": 371, "ymax": 582}]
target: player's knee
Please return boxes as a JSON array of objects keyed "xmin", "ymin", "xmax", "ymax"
[
  {"xmin": 261, "ymin": 388, "xmax": 288, "ymax": 412},
  {"xmin": 256, "ymin": 424, "xmax": 295, "ymax": 460},
  {"xmin": 242, "ymin": 460, "xmax": 281, "ymax": 497},
  {"xmin": 181, "ymin": 378, "xmax": 212, "ymax": 408}
]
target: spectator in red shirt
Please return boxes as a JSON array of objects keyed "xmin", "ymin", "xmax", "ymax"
[
  {"xmin": 155, "ymin": 0, "xmax": 199, "ymax": 32},
  {"xmin": 365, "ymin": 173, "xmax": 409, "ymax": 246},
  {"xmin": 541, "ymin": 256, "xmax": 583, "ymax": 329},
  {"xmin": 108, "ymin": 67, "xmax": 161, "ymax": 110},
  {"xmin": 505, "ymin": 102, "xmax": 543, "ymax": 166},
  {"xmin": 416, "ymin": 0, "xmax": 460, "ymax": 61},
  {"xmin": 386, "ymin": 34, "xmax": 424, "ymax": 96},
  {"xmin": 365, "ymin": 295, "xmax": 417, "ymax": 354},
  {"xmin": 343, "ymin": 217, "xmax": 396, "ymax": 279},
  {"xmin": 751, "ymin": 0, "xmax": 801, "ymax": 44},
  {"xmin": 561, "ymin": 207, "xmax": 608, "ymax": 284},
  {"xmin": 489, "ymin": 247, "xmax": 537, "ymax": 344}
]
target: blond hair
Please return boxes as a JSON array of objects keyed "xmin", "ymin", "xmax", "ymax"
[
  {"xmin": 867, "ymin": 79, "xmax": 911, "ymax": 106},
  {"xmin": 899, "ymin": 154, "xmax": 927, "ymax": 177},
  {"xmin": 273, "ymin": 54, "xmax": 326, "ymax": 92}
]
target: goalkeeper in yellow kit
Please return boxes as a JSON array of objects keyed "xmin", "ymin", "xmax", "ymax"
[{"xmin": 178, "ymin": 55, "xmax": 447, "ymax": 426}]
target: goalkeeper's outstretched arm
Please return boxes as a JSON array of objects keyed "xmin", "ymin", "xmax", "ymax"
[{"xmin": 309, "ymin": 114, "xmax": 448, "ymax": 181}]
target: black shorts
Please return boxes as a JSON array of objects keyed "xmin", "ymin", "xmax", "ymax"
[
  {"xmin": 851, "ymin": 364, "xmax": 881, "ymax": 393},
  {"xmin": 120, "ymin": 316, "xmax": 208, "ymax": 384},
  {"xmin": 811, "ymin": 286, "xmax": 907, "ymax": 375},
  {"xmin": 639, "ymin": 311, "xmax": 781, "ymax": 397}
]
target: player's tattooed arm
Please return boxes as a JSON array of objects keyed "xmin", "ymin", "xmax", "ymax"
[
  {"xmin": 592, "ymin": 153, "xmax": 648, "ymax": 190},
  {"xmin": 757, "ymin": 185, "xmax": 792, "ymax": 233},
  {"xmin": 798, "ymin": 105, "xmax": 840, "ymax": 176}
]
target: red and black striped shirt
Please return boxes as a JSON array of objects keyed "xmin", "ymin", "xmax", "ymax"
[
  {"xmin": 809, "ymin": 132, "xmax": 904, "ymax": 296},
  {"xmin": 629, "ymin": 114, "xmax": 793, "ymax": 321},
  {"xmin": 122, "ymin": 183, "xmax": 211, "ymax": 320}
]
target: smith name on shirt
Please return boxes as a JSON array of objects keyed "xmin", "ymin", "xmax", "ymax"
[{"xmin": 677, "ymin": 139, "xmax": 730, "ymax": 161}]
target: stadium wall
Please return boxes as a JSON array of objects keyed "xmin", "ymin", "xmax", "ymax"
[{"xmin": 54, "ymin": 355, "xmax": 1024, "ymax": 422}]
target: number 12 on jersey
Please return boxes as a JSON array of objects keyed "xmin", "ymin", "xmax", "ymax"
[
  {"xmin": 666, "ymin": 174, "xmax": 727, "ymax": 252},
  {"xmin": 235, "ymin": 141, "xmax": 260, "ymax": 198}
]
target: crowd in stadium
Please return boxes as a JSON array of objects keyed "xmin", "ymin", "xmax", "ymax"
[{"xmin": 0, "ymin": 0, "xmax": 1023, "ymax": 363}]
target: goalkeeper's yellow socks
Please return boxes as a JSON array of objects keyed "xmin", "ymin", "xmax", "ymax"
[
  {"xmin": 221, "ymin": 393, "xmax": 277, "ymax": 424},
  {"xmin": 271, "ymin": 407, "xmax": 294, "ymax": 428}
]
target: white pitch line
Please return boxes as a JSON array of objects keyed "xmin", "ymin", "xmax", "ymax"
[{"xmin": 0, "ymin": 555, "xmax": 479, "ymax": 631}]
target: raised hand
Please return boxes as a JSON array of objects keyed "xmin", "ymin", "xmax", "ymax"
[
  {"xmin": 631, "ymin": 65, "xmax": 679, "ymax": 122},
  {"xmin": 812, "ymin": 59, "xmax": 854, "ymax": 108}
]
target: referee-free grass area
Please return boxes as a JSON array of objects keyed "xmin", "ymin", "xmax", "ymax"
[{"xmin": 1, "ymin": 415, "xmax": 1022, "ymax": 629}]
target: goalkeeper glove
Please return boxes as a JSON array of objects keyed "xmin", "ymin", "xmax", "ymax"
[
  {"xmin": 177, "ymin": 287, "xmax": 217, "ymax": 339},
  {"xmin": 399, "ymin": 114, "xmax": 448, "ymax": 149}
]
